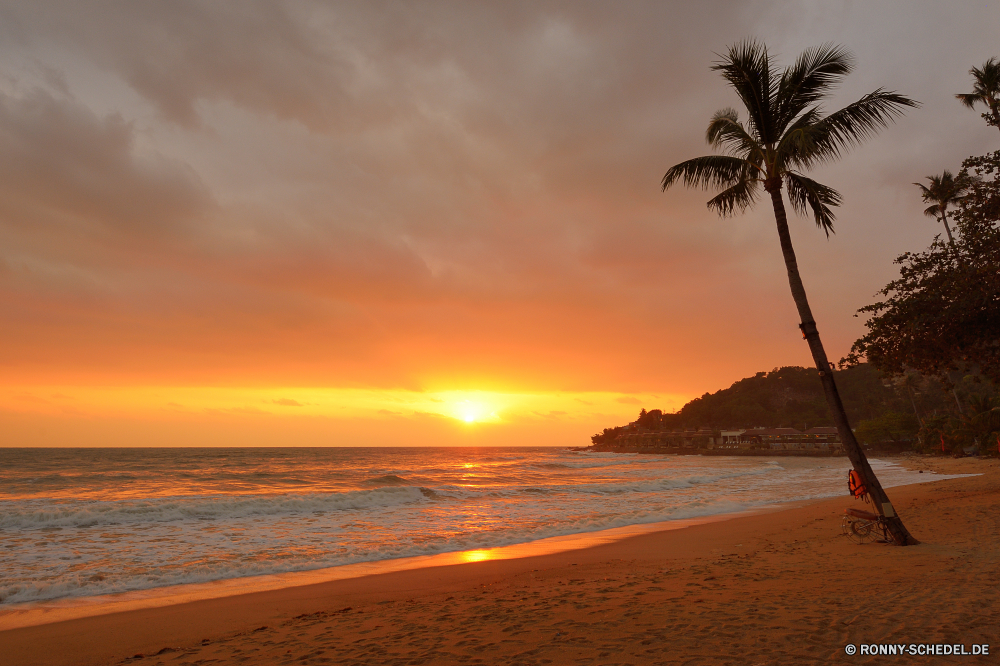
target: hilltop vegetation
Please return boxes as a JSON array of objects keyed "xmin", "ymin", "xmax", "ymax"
[
  {"xmin": 593, "ymin": 364, "xmax": 997, "ymax": 453},
  {"xmin": 671, "ymin": 364, "xmax": 894, "ymax": 429}
]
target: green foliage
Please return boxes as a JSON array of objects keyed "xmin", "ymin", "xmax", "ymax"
[
  {"xmin": 595, "ymin": 364, "xmax": 925, "ymax": 435},
  {"xmin": 854, "ymin": 412, "xmax": 920, "ymax": 446},
  {"xmin": 675, "ymin": 366, "xmax": 835, "ymax": 429},
  {"xmin": 591, "ymin": 365, "xmax": 992, "ymax": 452},
  {"xmin": 848, "ymin": 151, "xmax": 1000, "ymax": 384},
  {"xmin": 955, "ymin": 394, "xmax": 1000, "ymax": 455},
  {"xmin": 636, "ymin": 409, "xmax": 663, "ymax": 429}
]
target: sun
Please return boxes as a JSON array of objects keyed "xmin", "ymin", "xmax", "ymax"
[
  {"xmin": 459, "ymin": 401, "xmax": 482, "ymax": 422},
  {"xmin": 454, "ymin": 399, "xmax": 491, "ymax": 423},
  {"xmin": 439, "ymin": 393, "xmax": 503, "ymax": 424}
]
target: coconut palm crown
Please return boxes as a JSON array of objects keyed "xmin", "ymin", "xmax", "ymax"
[
  {"xmin": 914, "ymin": 170, "xmax": 975, "ymax": 245},
  {"xmin": 956, "ymin": 57, "xmax": 1000, "ymax": 132},
  {"xmin": 661, "ymin": 41, "xmax": 919, "ymax": 545},
  {"xmin": 661, "ymin": 41, "xmax": 916, "ymax": 234}
]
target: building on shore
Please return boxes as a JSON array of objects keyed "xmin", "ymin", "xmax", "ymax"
[
  {"xmin": 608, "ymin": 427, "xmax": 717, "ymax": 450},
  {"xmin": 600, "ymin": 425, "xmax": 843, "ymax": 453},
  {"xmin": 721, "ymin": 427, "xmax": 842, "ymax": 452}
]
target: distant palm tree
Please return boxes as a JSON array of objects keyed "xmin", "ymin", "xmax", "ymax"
[
  {"xmin": 913, "ymin": 170, "xmax": 974, "ymax": 245},
  {"xmin": 661, "ymin": 41, "xmax": 919, "ymax": 544},
  {"xmin": 956, "ymin": 57, "xmax": 1000, "ymax": 134},
  {"xmin": 960, "ymin": 394, "xmax": 1000, "ymax": 455},
  {"xmin": 900, "ymin": 372, "xmax": 925, "ymax": 429}
]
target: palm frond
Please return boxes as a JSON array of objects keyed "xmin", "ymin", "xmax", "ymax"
[
  {"xmin": 774, "ymin": 44, "xmax": 853, "ymax": 133},
  {"xmin": 792, "ymin": 90, "xmax": 918, "ymax": 167},
  {"xmin": 774, "ymin": 108, "xmax": 824, "ymax": 169},
  {"xmin": 956, "ymin": 57, "xmax": 1000, "ymax": 108},
  {"xmin": 711, "ymin": 41, "xmax": 776, "ymax": 142},
  {"xmin": 923, "ymin": 204, "xmax": 941, "ymax": 219},
  {"xmin": 707, "ymin": 177, "xmax": 760, "ymax": 217},
  {"xmin": 661, "ymin": 155, "xmax": 752, "ymax": 192},
  {"xmin": 784, "ymin": 172, "xmax": 841, "ymax": 235},
  {"xmin": 663, "ymin": 41, "xmax": 917, "ymax": 246},
  {"xmin": 956, "ymin": 92, "xmax": 982, "ymax": 109},
  {"xmin": 706, "ymin": 108, "xmax": 762, "ymax": 159}
]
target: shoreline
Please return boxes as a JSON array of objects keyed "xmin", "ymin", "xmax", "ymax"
[
  {"xmin": 0, "ymin": 456, "xmax": 977, "ymax": 631},
  {"xmin": 581, "ymin": 446, "xmax": 923, "ymax": 457},
  {"xmin": 0, "ymin": 454, "xmax": 952, "ymax": 631},
  {"xmin": 0, "ymin": 506, "xmax": 800, "ymax": 633},
  {"xmin": 1, "ymin": 456, "xmax": 995, "ymax": 665}
]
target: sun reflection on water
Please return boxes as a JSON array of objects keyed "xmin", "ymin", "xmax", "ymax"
[{"xmin": 460, "ymin": 549, "xmax": 494, "ymax": 563}]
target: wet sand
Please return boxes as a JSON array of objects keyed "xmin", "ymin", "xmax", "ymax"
[{"xmin": 2, "ymin": 456, "xmax": 997, "ymax": 666}]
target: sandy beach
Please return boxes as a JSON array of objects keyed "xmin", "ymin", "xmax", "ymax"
[{"xmin": 2, "ymin": 456, "xmax": 997, "ymax": 666}]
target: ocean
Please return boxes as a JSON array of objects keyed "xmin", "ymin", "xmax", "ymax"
[{"xmin": 0, "ymin": 447, "xmax": 957, "ymax": 607}]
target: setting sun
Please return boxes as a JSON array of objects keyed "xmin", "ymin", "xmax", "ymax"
[{"xmin": 455, "ymin": 400, "xmax": 488, "ymax": 423}]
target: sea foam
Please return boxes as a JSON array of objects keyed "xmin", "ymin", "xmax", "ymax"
[{"xmin": 0, "ymin": 447, "xmax": 968, "ymax": 605}]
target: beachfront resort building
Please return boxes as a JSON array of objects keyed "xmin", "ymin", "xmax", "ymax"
[
  {"xmin": 716, "ymin": 427, "xmax": 842, "ymax": 451},
  {"xmin": 599, "ymin": 425, "xmax": 843, "ymax": 453}
]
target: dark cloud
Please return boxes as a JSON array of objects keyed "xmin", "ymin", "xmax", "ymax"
[
  {"xmin": 0, "ymin": 87, "xmax": 211, "ymax": 240},
  {"xmin": 0, "ymin": 1, "xmax": 997, "ymax": 395}
]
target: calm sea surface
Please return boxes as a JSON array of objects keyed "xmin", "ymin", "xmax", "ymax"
[{"xmin": 0, "ymin": 447, "xmax": 957, "ymax": 605}]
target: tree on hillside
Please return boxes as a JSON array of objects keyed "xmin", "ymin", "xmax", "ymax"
[
  {"xmin": 900, "ymin": 372, "xmax": 925, "ymax": 427},
  {"xmin": 661, "ymin": 41, "xmax": 919, "ymax": 544},
  {"xmin": 956, "ymin": 57, "xmax": 1000, "ymax": 134},
  {"xmin": 961, "ymin": 394, "xmax": 1000, "ymax": 454},
  {"xmin": 914, "ymin": 170, "xmax": 975, "ymax": 245},
  {"xmin": 854, "ymin": 411, "xmax": 920, "ymax": 447},
  {"xmin": 591, "ymin": 364, "xmax": 963, "ymax": 446}
]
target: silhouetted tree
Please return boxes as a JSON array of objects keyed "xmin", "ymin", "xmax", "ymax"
[
  {"xmin": 661, "ymin": 41, "xmax": 918, "ymax": 544},
  {"xmin": 849, "ymin": 152, "xmax": 1000, "ymax": 386},
  {"xmin": 956, "ymin": 57, "xmax": 1000, "ymax": 134},
  {"xmin": 914, "ymin": 170, "xmax": 975, "ymax": 244}
]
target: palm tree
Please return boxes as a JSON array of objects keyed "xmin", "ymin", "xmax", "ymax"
[
  {"xmin": 661, "ymin": 41, "xmax": 919, "ymax": 545},
  {"xmin": 901, "ymin": 372, "xmax": 925, "ymax": 429},
  {"xmin": 913, "ymin": 170, "xmax": 974, "ymax": 245},
  {"xmin": 956, "ymin": 394, "xmax": 1000, "ymax": 455},
  {"xmin": 956, "ymin": 57, "xmax": 1000, "ymax": 134}
]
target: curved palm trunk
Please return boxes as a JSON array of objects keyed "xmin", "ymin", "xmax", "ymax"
[
  {"xmin": 766, "ymin": 183, "xmax": 918, "ymax": 546},
  {"xmin": 939, "ymin": 212, "xmax": 955, "ymax": 245},
  {"xmin": 904, "ymin": 381, "xmax": 924, "ymax": 428}
]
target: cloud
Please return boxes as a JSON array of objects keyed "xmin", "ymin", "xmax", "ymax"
[
  {"xmin": 0, "ymin": 88, "xmax": 211, "ymax": 241},
  {"xmin": 377, "ymin": 408, "xmax": 401, "ymax": 415},
  {"xmin": 207, "ymin": 406, "xmax": 268, "ymax": 416},
  {"xmin": 270, "ymin": 398, "xmax": 303, "ymax": 407},
  {"xmin": 616, "ymin": 396, "xmax": 642, "ymax": 405},
  {"xmin": 531, "ymin": 410, "xmax": 569, "ymax": 420},
  {"xmin": 0, "ymin": 1, "xmax": 995, "ymax": 401}
]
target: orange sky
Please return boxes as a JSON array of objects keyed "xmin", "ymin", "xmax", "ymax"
[{"xmin": 1, "ymin": 2, "xmax": 998, "ymax": 446}]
